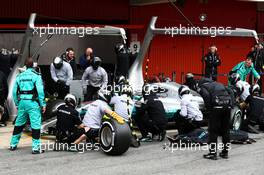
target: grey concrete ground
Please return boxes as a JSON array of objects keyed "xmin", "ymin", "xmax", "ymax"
[{"xmin": 0, "ymin": 130, "xmax": 264, "ymax": 175}]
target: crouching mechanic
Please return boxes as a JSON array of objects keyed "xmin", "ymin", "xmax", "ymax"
[
  {"xmin": 230, "ymin": 73, "xmax": 260, "ymax": 132},
  {"xmin": 229, "ymin": 73, "xmax": 251, "ymax": 104},
  {"xmin": 110, "ymin": 83, "xmax": 134, "ymax": 121},
  {"xmin": 55, "ymin": 94, "xmax": 85, "ymax": 146},
  {"xmin": 198, "ymin": 78, "xmax": 234, "ymax": 160},
  {"xmin": 175, "ymin": 85, "xmax": 203, "ymax": 135},
  {"xmin": 10, "ymin": 57, "xmax": 46, "ymax": 154},
  {"xmin": 134, "ymin": 84, "xmax": 167, "ymax": 142},
  {"xmin": 74, "ymin": 89, "xmax": 124, "ymax": 144}
]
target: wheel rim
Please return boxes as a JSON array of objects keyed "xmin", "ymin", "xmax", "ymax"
[
  {"xmin": 101, "ymin": 126, "xmax": 113, "ymax": 147},
  {"xmin": 233, "ymin": 111, "xmax": 242, "ymax": 130}
]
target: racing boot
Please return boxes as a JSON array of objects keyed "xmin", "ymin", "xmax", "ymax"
[
  {"xmin": 203, "ymin": 153, "xmax": 217, "ymax": 160},
  {"xmin": 10, "ymin": 132, "xmax": 22, "ymax": 151},
  {"xmin": 219, "ymin": 151, "xmax": 229, "ymax": 159},
  {"xmin": 139, "ymin": 133, "xmax": 152, "ymax": 142},
  {"xmin": 32, "ymin": 149, "xmax": 45, "ymax": 154},
  {"xmin": 9, "ymin": 146, "xmax": 17, "ymax": 151},
  {"xmin": 158, "ymin": 130, "xmax": 167, "ymax": 142}
]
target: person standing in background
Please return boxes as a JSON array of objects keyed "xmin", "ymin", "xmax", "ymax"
[
  {"xmin": 254, "ymin": 43, "xmax": 264, "ymax": 92},
  {"xmin": 0, "ymin": 70, "xmax": 8, "ymax": 126},
  {"xmin": 204, "ymin": 45, "xmax": 221, "ymax": 81},
  {"xmin": 50, "ymin": 57, "xmax": 73, "ymax": 99},
  {"xmin": 63, "ymin": 48, "xmax": 77, "ymax": 74},
  {"xmin": 79, "ymin": 48, "xmax": 94, "ymax": 70},
  {"xmin": 115, "ymin": 43, "xmax": 130, "ymax": 82}
]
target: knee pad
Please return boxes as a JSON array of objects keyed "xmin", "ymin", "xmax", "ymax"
[
  {"xmin": 13, "ymin": 125, "xmax": 26, "ymax": 135},
  {"xmin": 32, "ymin": 129, "xmax": 40, "ymax": 139}
]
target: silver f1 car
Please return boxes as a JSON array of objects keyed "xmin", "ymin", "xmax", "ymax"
[{"xmin": 41, "ymin": 79, "xmax": 243, "ymax": 156}]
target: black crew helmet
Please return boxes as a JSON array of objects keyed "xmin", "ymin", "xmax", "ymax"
[
  {"xmin": 178, "ymin": 85, "xmax": 190, "ymax": 98},
  {"xmin": 53, "ymin": 57, "xmax": 63, "ymax": 69},
  {"xmin": 92, "ymin": 57, "xmax": 102, "ymax": 70}
]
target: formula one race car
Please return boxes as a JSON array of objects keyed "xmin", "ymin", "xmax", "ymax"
[{"xmin": 41, "ymin": 80, "xmax": 243, "ymax": 156}]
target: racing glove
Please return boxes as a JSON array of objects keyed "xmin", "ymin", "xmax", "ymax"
[{"xmin": 110, "ymin": 111, "xmax": 125, "ymax": 124}]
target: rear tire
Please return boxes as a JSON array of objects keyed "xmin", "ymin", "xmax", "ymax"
[
  {"xmin": 230, "ymin": 106, "xmax": 243, "ymax": 130},
  {"xmin": 100, "ymin": 118, "xmax": 131, "ymax": 155},
  {"xmin": 259, "ymin": 123, "xmax": 264, "ymax": 131}
]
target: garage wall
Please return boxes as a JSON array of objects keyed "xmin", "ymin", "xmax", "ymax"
[
  {"xmin": 0, "ymin": 33, "xmax": 123, "ymax": 65},
  {"xmin": 130, "ymin": 0, "xmax": 258, "ymax": 84},
  {"xmin": 144, "ymin": 36, "xmax": 254, "ymax": 84},
  {"xmin": 0, "ymin": 0, "xmax": 129, "ymax": 22},
  {"xmin": 0, "ymin": 33, "xmax": 24, "ymax": 50},
  {"xmin": 257, "ymin": 3, "xmax": 264, "ymax": 41},
  {"xmin": 31, "ymin": 34, "xmax": 123, "ymax": 65}
]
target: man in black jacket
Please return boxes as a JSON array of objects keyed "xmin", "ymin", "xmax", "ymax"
[
  {"xmin": 204, "ymin": 45, "xmax": 221, "ymax": 81},
  {"xmin": 134, "ymin": 84, "xmax": 167, "ymax": 142},
  {"xmin": 115, "ymin": 43, "xmax": 130, "ymax": 81},
  {"xmin": 55, "ymin": 94, "xmax": 85, "ymax": 146},
  {"xmin": 198, "ymin": 78, "xmax": 234, "ymax": 160},
  {"xmin": 254, "ymin": 43, "xmax": 264, "ymax": 91}
]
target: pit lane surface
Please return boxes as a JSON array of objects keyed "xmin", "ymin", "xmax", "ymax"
[{"xmin": 0, "ymin": 126, "xmax": 264, "ymax": 175}]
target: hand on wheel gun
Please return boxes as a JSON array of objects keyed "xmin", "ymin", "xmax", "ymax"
[{"xmin": 104, "ymin": 108, "xmax": 125, "ymax": 124}]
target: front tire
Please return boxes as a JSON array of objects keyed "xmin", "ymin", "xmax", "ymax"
[
  {"xmin": 100, "ymin": 118, "xmax": 131, "ymax": 155},
  {"xmin": 43, "ymin": 99, "xmax": 64, "ymax": 121},
  {"xmin": 259, "ymin": 116, "xmax": 264, "ymax": 131}
]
